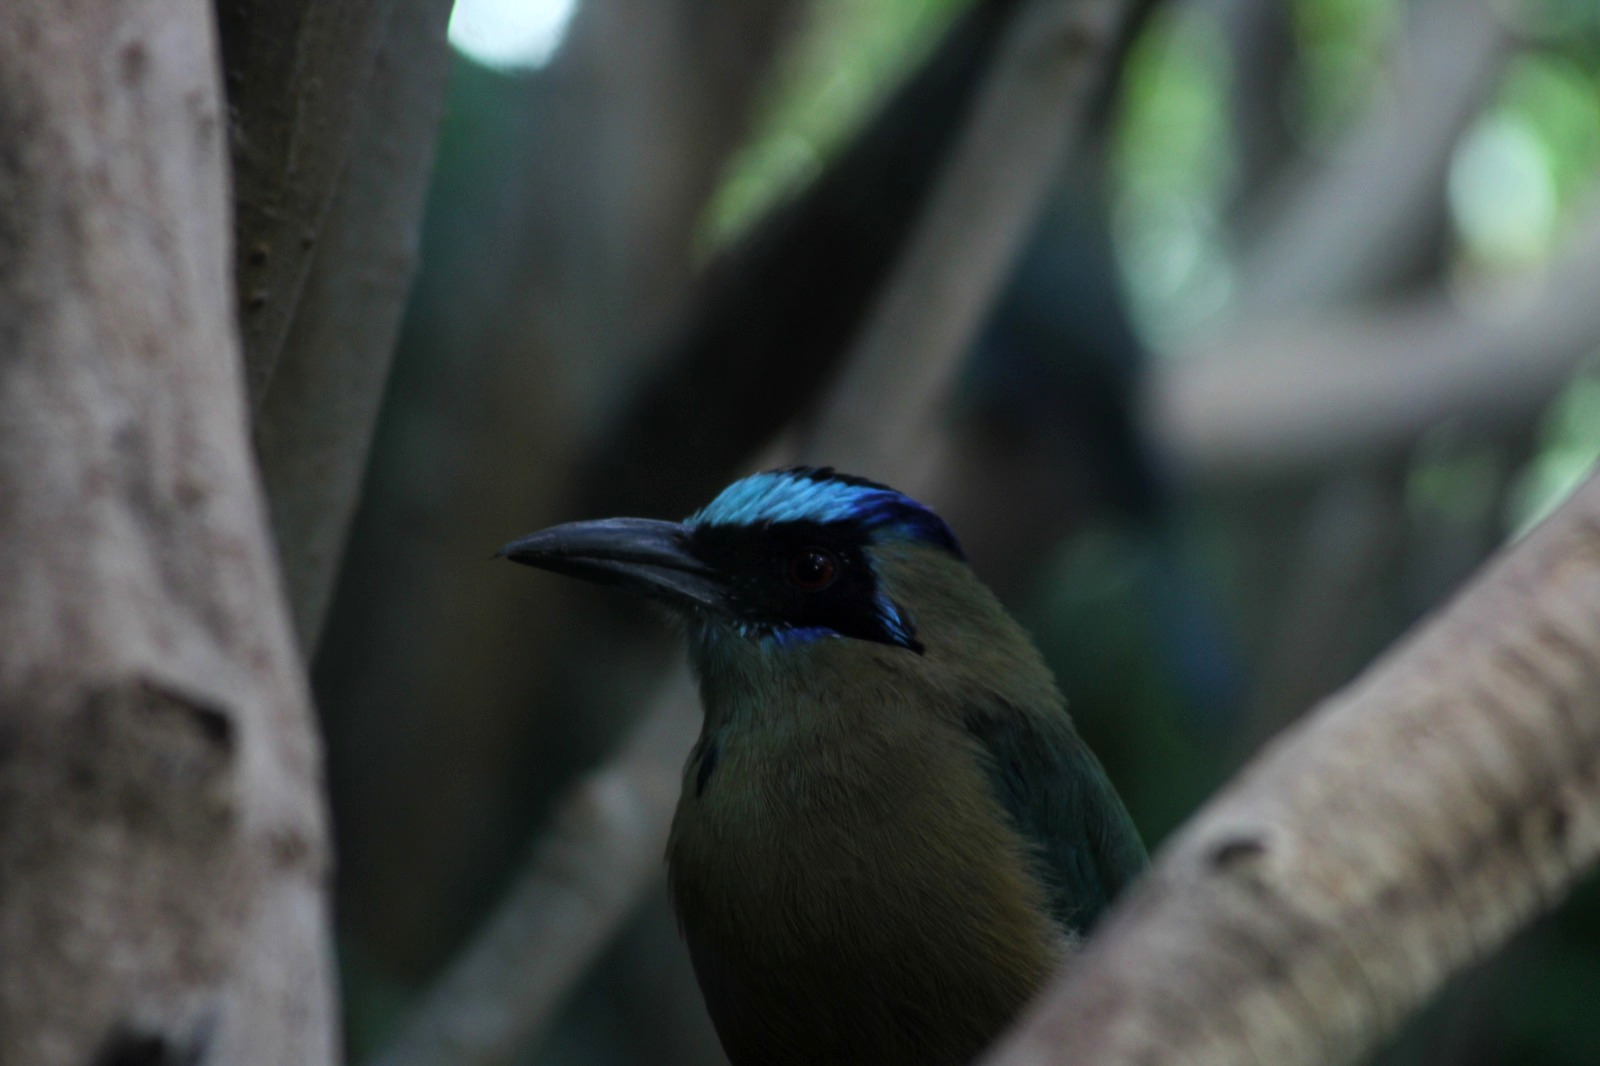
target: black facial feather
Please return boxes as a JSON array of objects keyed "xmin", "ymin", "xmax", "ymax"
[{"xmin": 687, "ymin": 519, "xmax": 920, "ymax": 651}]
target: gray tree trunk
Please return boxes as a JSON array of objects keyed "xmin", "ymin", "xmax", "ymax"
[{"xmin": 0, "ymin": 3, "xmax": 337, "ymax": 1063}]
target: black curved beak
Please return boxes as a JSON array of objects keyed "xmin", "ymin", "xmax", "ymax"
[{"xmin": 497, "ymin": 517, "xmax": 726, "ymax": 613}]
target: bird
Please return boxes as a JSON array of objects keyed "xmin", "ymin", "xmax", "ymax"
[{"xmin": 499, "ymin": 465, "xmax": 1146, "ymax": 1066}]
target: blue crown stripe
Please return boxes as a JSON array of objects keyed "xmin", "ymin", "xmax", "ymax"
[{"xmin": 688, "ymin": 468, "xmax": 964, "ymax": 559}]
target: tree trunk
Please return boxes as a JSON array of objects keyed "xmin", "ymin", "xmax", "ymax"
[{"xmin": 0, "ymin": 3, "xmax": 336, "ymax": 1063}]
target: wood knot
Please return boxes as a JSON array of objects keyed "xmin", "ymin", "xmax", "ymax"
[
  {"xmin": 93, "ymin": 1017, "xmax": 211, "ymax": 1066},
  {"xmin": 119, "ymin": 42, "xmax": 148, "ymax": 87},
  {"xmin": 1542, "ymin": 802, "xmax": 1569, "ymax": 845},
  {"xmin": 1208, "ymin": 833, "xmax": 1268, "ymax": 873}
]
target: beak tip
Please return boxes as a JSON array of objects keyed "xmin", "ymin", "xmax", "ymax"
[{"xmin": 496, "ymin": 533, "xmax": 549, "ymax": 565}]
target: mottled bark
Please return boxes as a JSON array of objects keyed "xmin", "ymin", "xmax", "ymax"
[
  {"xmin": 0, "ymin": 3, "xmax": 335, "ymax": 1064},
  {"xmin": 984, "ymin": 469, "xmax": 1600, "ymax": 1065}
]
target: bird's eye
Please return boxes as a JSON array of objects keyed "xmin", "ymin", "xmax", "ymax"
[{"xmin": 787, "ymin": 547, "xmax": 838, "ymax": 591}]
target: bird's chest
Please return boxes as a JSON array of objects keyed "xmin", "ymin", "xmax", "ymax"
[{"xmin": 666, "ymin": 723, "xmax": 1059, "ymax": 1066}]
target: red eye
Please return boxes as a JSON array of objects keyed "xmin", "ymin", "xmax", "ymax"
[{"xmin": 788, "ymin": 547, "xmax": 838, "ymax": 591}]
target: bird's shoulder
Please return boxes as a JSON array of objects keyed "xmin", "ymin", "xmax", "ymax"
[{"xmin": 959, "ymin": 698, "xmax": 1147, "ymax": 938}]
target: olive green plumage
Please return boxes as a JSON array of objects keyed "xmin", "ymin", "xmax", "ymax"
[{"xmin": 500, "ymin": 468, "xmax": 1145, "ymax": 1066}]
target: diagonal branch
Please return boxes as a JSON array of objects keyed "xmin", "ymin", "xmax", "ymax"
[
  {"xmin": 982, "ymin": 466, "xmax": 1600, "ymax": 1065},
  {"xmin": 367, "ymin": 678, "xmax": 699, "ymax": 1066},
  {"xmin": 366, "ymin": 3, "xmax": 1137, "ymax": 1064}
]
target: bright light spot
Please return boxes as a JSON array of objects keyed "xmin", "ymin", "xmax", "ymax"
[
  {"xmin": 1449, "ymin": 115, "xmax": 1557, "ymax": 266},
  {"xmin": 448, "ymin": 0, "xmax": 578, "ymax": 72}
]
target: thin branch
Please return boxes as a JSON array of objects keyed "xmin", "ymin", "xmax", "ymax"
[
  {"xmin": 1154, "ymin": 204, "xmax": 1600, "ymax": 485},
  {"xmin": 366, "ymin": 2, "xmax": 1136, "ymax": 1063},
  {"xmin": 983, "ymin": 462, "xmax": 1600, "ymax": 1066},
  {"xmin": 1216, "ymin": 0, "xmax": 1299, "ymax": 216},
  {"xmin": 368, "ymin": 679, "xmax": 698, "ymax": 1066},
  {"xmin": 252, "ymin": 0, "xmax": 455, "ymax": 651}
]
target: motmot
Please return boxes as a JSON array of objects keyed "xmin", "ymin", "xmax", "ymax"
[{"xmin": 500, "ymin": 466, "xmax": 1146, "ymax": 1066}]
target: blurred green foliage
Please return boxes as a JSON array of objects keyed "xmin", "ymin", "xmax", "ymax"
[
  {"xmin": 1292, "ymin": 0, "xmax": 1399, "ymax": 143},
  {"xmin": 698, "ymin": 0, "xmax": 967, "ymax": 250},
  {"xmin": 1111, "ymin": 7, "xmax": 1232, "ymax": 345},
  {"xmin": 1512, "ymin": 362, "xmax": 1600, "ymax": 532},
  {"xmin": 1453, "ymin": 54, "xmax": 1600, "ymax": 268}
]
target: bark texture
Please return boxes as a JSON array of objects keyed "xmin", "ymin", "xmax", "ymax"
[
  {"xmin": 983, "ymin": 470, "xmax": 1600, "ymax": 1066},
  {"xmin": 0, "ymin": 4, "xmax": 335, "ymax": 1064}
]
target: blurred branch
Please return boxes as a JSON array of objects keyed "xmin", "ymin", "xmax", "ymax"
[
  {"xmin": 368, "ymin": 678, "xmax": 698, "ymax": 1066},
  {"xmin": 1233, "ymin": 0, "xmax": 1512, "ymax": 314},
  {"xmin": 253, "ymin": 0, "xmax": 455, "ymax": 651},
  {"xmin": 983, "ymin": 466, "xmax": 1600, "ymax": 1066},
  {"xmin": 1216, "ymin": 0, "xmax": 1298, "ymax": 214},
  {"xmin": 576, "ymin": 0, "xmax": 1029, "ymax": 520},
  {"xmin": 1156, "ymin": 205, "xmax": 1600, "ymax": 485},
  {"xmin": 812, "ymin": 0, "xmax": 1128, "ymax": 476},
  {"xmin": 1244, "ymin": 469, "xmax": 1408, "ymax": 740},
  {"xmin": 367, "ymin": 3, "xmax": 1137, "ymax": 1064},
  {"xmin": 217, "ymin": 0, "xmax": 397, "ymax": 404}
]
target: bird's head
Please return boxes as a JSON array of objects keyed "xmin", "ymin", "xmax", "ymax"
[
  {"xmin": 498, "ymin": 466, "xmax": 957, "ymax": 651},
  {"xmin": 499, "ymin": 466, "xmax": 1052, "ymax": 711}
]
